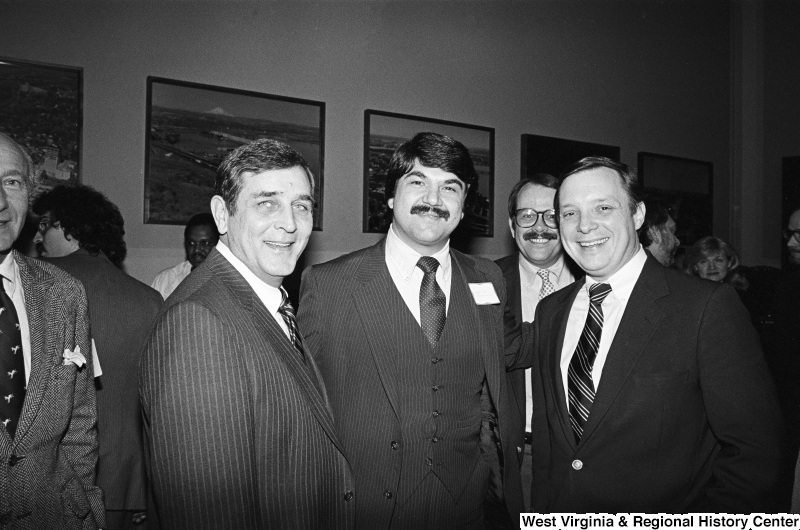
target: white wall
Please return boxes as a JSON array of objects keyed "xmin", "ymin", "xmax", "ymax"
[{"xmin": 0, "ymin": 0, "xmax": 735, "ymax": 283}]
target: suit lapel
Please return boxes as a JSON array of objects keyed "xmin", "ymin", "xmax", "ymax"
[
  {"xmin": 351, "ymin": 241, "xmax": 404, "ymax": 421},
  {"xmin": 578, "ymin": 259, "xmax": 667, "ymax": 445},
  {"xmin": 208, "ymin": 251, "xmax": 347, "ymax": 457},
  {"xmin": 14, "ymin": 253, "xmax": 57, "ymax": 445}
]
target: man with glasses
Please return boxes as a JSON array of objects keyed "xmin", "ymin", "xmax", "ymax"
[
  {"xmin": 151, "ymin": 212, "xmax": 220, "ymax": 300},
  {"xmin": 495, "ymin": 173, "xmax": 579, "ymax": 510},
  {"xmin": 32, "ymin": 184, "xmax": 162, "ymax": 529}
]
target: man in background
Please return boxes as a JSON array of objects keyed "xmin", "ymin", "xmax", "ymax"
[
  {"xmin": 495, "ymin": 173, "xmax": 578, "ymax": 510},
  {"xmin": 0, "ymin": 133, "xmax": 105, "ymax": 527},
  {"xmin": 638, "ymin": 195, "xmax": 680, "ymax": 267},
  {"xmin": 33, "ymin": 184, "xmax": 162, "ymax": 529},
  {"xmin": 530, "ymin": 156, "xmax": 782, "ymax": 512},
  {"xmin": 299, "ymin": 132, "xmax": 527, "ymax": 528},
  {"xmin": 150, "ymin": 212, "xmax": 219, "ymax": 299},
  {"xmin": 140, "ymin": 138, "xmax": 353, "ymax": 529}
]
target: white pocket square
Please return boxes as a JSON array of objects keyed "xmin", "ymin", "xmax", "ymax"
[{"xmin": 63, "ymin": 346, "xmax": 86, "ymax": 368}]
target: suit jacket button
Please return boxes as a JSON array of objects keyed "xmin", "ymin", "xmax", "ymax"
[
  {"xmin": 390, "ymin": 441, "xmax": 399, "ymax": 450},
  {"xmin": 8, "ymin": 454, "xmax": 19, "ymax": 466},
  {"xmin": 344, "ymin": 491, "xmax": 354, "ymax": 502},
  {"xmin": 384, "ymin": 490, "xmax": 393, "ymax": 499},
  {"xmin": 572, "ymin": 459, "xmax": 583, "ymax": 470},
  {"xmin": 0, "ymin": 512, "xmax": 12, "ymax": 525}
]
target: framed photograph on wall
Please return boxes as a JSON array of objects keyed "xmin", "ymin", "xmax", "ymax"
[
  {"xmin": 520, "ymin": 133, "xmax": 620, "ymax": 179},
  {"xmin": 145, "ymin": 76, "xmax": 325, "ymax": 229},
  {"xmin": 0, "ymin": 57, "xmax": 83, "ymax": 190},
  {"xmin": 638, "ymin": 152, "xmax": 713, "ymax": 247},
  {"xmin": 364, "ymin": 109, "xmax": 494, "ymax": 237}
]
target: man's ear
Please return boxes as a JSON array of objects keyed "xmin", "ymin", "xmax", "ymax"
[
  {"xmin": 648, "ymin": 225, "xmax": 663, "ymax": 244},
  {"xmin": 387, "ymin": 197, "xmax": 394, "ymax": 211},
  {"xmin": 508, "ymin": 217, "xmax": 516, "ymax": 239},
  {"xmin": 210, "ymin": 195, "xmax": 229, "ymax": 236},
  {"xmin": 633, "ymin": 202, "xmax": 646, "ymax": 231}
]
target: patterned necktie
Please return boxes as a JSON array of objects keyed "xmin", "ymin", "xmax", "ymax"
[
  {"xmin": 0, "ymin": 281, "xmax": 24, "ymax": 438},
  {"xmin": 537, "ymin": 269, "xmax": 555, "ymax": 300},
  {"xmin": 277, "ymin": 287, "xmax": 304, "ymax": 358},
  {"xmin": 567, "ymin": 282, "xmax": 612, "ymax": 443},
  {"xmin": 417, "ymin": 256, "xmax": 446, "ymax": 347}
]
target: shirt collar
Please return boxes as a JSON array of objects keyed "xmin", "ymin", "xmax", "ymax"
[
  {"xmin": 519, "ymin": 253, "xmax": 567, "ymax": 280},
  {"xmin": 385, "ymin": 223, "xmax": 451, "ymax": 281},
  {"xmin": 0, "ymin": 252, "xmax": 20, "ymax": 298},
  {"xmin": 584, "ymin": 245, "xmax": 647, "ymax": 302},
  {"xmin": 215, "ymin": 241, "xmax": 283, "ymax": 313}
]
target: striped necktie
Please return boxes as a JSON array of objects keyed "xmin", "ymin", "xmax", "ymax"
[
  {"xmin": 277, "ymin": 287, "xmax": 304, "ymax": 358},
  {"xmin": 567, "ymin": 282, "xmax": 612, "ymax": 443},
  {"xmin": 0, "ymin": 281, "xmax": 24, "ymax": 438}
]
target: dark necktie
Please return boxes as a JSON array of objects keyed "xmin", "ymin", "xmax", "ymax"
[
  {"xmin": 417, "ymin": 256, "xmax": 446, "ymax": 347},
  {"xmin": 277, "ymin": 287, "xmax": 304, "ymax": 358},
  {"xmin": 0, "ymin": 281, "xmax": 24, "ymax": 438},
  {"xmin": 567, "ymin": 282, "xmax": 612, "ymax": 443}
]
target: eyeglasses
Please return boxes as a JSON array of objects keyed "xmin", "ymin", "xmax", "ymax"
[
  {"xmin": 783, "ymin": 229, "xmax": 800, "ymax": 243},
  {"xmin": 514, "ymin": 208, "xmax": 558, "ymax": 229},
  {"xmin": 38, "ymin": 217, "xmax": 55, "ymax": 234}
]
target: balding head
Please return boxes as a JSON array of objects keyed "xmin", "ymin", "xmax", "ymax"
[{"xmin": 0, "ymin": 134, "xmax": 35, "ymax": 260}]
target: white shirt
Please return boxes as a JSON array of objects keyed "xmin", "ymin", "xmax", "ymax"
[
  {"xmin": 559, "ymin": 246, "xmax": 648, "ymax": 408},
  {"xmin": 215, "ymin": 242, "xmax": 291, "ymax": 340},
  {"xmin": 0, "ymin": 254, "xmax": 32, "ymax": 384},
  {"xmin": 519, "ymin": 254, "xmax": 576, "ymax": 432},
  {"xmin": 151, "ymin": 260, "xmax": 192, "ymax": 300},
  {"xmin": 385, "ymin": 224, "xmax": 452, "ymax": 323}
]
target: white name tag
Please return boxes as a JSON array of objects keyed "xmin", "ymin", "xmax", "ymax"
[{"xmin": 468, "ymin": 282, "xmax": 501, "ymax": 305}]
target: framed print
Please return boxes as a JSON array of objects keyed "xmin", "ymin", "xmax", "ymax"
[
  {"xmin": 638, "ymin": 152, "xmax": 713, "ymax": 247},
  {"xmin": 0, "ymin": 57, "xmax": 82, "ymax": 190},
  {"xmin": 520, "ymin": 133, "xmax": 620, "ymax": 179},
  {"xmin": 145, "ymin": 76, "xmax": 325, "ymax": 228},
  {"xmin": 364, "ymin": 109, "xmax": 494, "ymax": 237}
]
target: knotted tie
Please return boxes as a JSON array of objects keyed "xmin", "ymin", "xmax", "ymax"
[
  {"xmin": 0, "ymin": 281, "xmax": 24, "ymax": 438},
  {"xmin": 567, "ymin": 282, "xmax": 612, "ymax": 443},
  {"xmin": 537, "ymin": 269, "xmax": 555, "ymax": 300},
  {"xmin": 277, "ymin": 287, "xmax": 304, "ymax": 358},
  {"xmin": 417, "ymin": 256, "xmax": 446, "ymax": 347}
]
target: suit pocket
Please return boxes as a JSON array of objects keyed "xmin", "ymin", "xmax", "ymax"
[
  {"xmin": 60, "ymin": 476, "xmax": 91, "ymax": 520},
  {"xmin": 632, "ymin": 371, "xmax": 690, "ymax": 388}
]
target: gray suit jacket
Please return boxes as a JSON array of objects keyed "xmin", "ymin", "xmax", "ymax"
[
  {"xmin": 0, "ymin": 251, "xmax": 104, "ymax": 529},
  {"xmin": 139, "ymin": 249, "xmax": 355, "ymax": 529}
]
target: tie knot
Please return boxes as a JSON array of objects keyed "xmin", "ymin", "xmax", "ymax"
[
  {"xmin": 278, "ymin": 287, "xmax": 295, "ymax": 316},
  {"xmin": 417, "ymin": 256, "xmax": 440, "ymax": 276},
  {"xmin": 589, "ymin": 282, "xmax": 612, "ymax": 304},
  {"xmin": 537, "ymin": 269, "xmax": 550, "ymax": 281}
]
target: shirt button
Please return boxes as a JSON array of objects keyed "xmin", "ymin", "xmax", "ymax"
[
  {"xmin": 384, "ymin": 490, "xmax": 393, "ymax": 499},
  {"xmin": 390, "ymin": 441, "xmax": 399, "ymax": 450},
  {"xmin": 432, "ymin": 410, "xmax": 439, "ymax": 418},
  {"xmin": 344, "ymin": 491, "xmax": 354, "ymax": 502},
  {"xmin": 572, "ymin": 459, "xmax": 583, "ymax": 470}
]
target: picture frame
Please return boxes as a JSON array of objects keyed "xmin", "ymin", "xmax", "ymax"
[
  {"xmin": 638, "ymin": 152, "xmax": 713, "ymax": 247},
  {"xmin": 520, "ymin": 133, "xmax": 620, "ymax": 179},
  {"xmin": 363, "ymin": 109, "xmax": 494, "ymax": 237},
  {"xmin": 0, "ymin": 57, "xmax": 83, "ymax": 190},
  {"xmin": 145, "ymin": 76, "xmax": 325, "ymax": 229}
]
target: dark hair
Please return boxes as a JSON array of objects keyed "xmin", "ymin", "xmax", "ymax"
[
  {"xmin": 507, "ymin": 173, "xmax": 558, "ymax": 219},
  {"xmin": 638, "ymin": 195, "xmax": 673, "ymax": 247},
  {"xmin": 385, "ymin": 132, "xmax": 478, "ymax": 200},
  {"xmin": 555, "ymin": 156, "xmax": 643, "ymax": 214},
  {"xmin": 32, "ymin": 184, "xmax": 127, "ymax": 267},
  {"xmin": 685, "ymin": 236, "xmax": 740, "ymax": 276},
  {"xmin": 215, "ymin": 138, "xmax": 315, "ymax": 215},
  {"xmin": 184, "ymin": 212, "xmax": 219, "ymax": 242}
]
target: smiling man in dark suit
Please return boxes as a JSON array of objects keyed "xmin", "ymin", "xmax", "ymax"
[
  {"xmin": 299, "ymin": 132, "xmax": 527, "ymax": 529},
  {"xmin": 530, "ymin": 156, "xmax": 782, "ymax": 512},
  {"xmin": 139, "ymin": 139, "xmax": 354, "ymax": 529}
]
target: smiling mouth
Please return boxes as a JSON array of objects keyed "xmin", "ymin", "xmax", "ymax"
[
  {"xmin": 579, "ymin": 238, "xmax": 609, "ymax": 248},
  {"xmin": 265, "ymin": 241, "xmax": 293, "ymax": 250}
]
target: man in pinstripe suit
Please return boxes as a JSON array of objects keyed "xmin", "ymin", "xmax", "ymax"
[
  {"xmin": 0, "ymin": 133, "xmax": 105, "ymax": 529},
  {"xmin": 139, "ymin": 139, "xmax": 354, "ymax": 529},
  {"xmin": 299, "ymin": 133, "xmax": 526, "ymax": 529}
]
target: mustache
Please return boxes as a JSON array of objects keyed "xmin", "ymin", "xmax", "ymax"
[
  {"xmin": 523, "ymin": 230, "xmax": 558, "ymax": 241},
  {"xmin": 410, "ymin": 204, "xmax": 450, "ymax": 220}
]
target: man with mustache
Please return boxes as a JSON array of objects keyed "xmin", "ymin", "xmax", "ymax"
[
  {"xmin": 298, "ymin": 132, "xmax": 528, "ymax": 528},
  {"xmin": 495, "ymin": 172, "xmax": 579, "ymax": 510}
]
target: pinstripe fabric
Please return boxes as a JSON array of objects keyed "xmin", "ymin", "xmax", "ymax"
[
  {"xmin": 298, "ymin": 240, "xmax": 526, "ymax": 528},
  {"xmin": 139, "ymin": 249, "xmax": 354, "ymax": 530},
  {"xmin": 45, "ymin": 250, "xmax": 162, "ymax": 511},
  {"xmin": 0, "ymin": 251, "xmax": 104, "ymax": 530}
]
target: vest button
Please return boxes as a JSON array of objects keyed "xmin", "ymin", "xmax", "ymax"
[
  {"xmin": 432, "ymin": 410, "xmax": 439, "ymax": 418},
  {"xmin": 432, "ymin": 436, "xmax": 439, "ymax": 443},
  {"xmin": 431, "ymin": 357, "xmax": 439, "ymax": 364},
  {"xmin": 572, "ymin": 459, "xmax": 583, "ymax": 470},
  {"xmin": 384, "ymin": 490, "xmax": 393, "ymax": 499},
  {"xmin": 344, "ymin": 491, "xmax": 354, "ymax": 502},
  {"xmin": 426, "ymin": 458, "xmax": 433, "ymax": 466},
  {"xmin": 390, "ymin": 441, "xmax": 399, "ymax": 450},
  {"xmin": 432, "ymin": 385, "xmax": 439, "ymax": 392}
]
